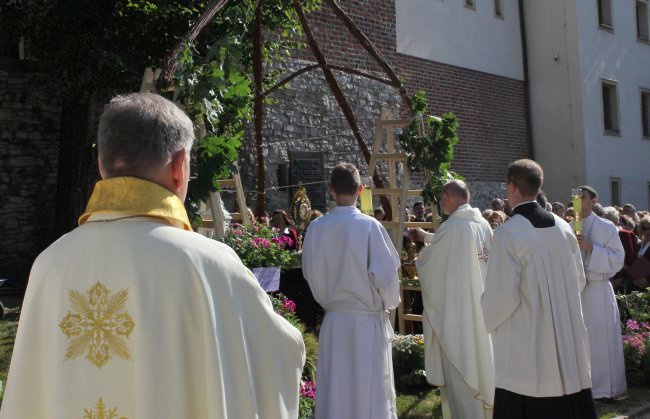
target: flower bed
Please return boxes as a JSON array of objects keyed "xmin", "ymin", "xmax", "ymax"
[
  {"xmin": 271, "ymin": 293, "xmax": 318, "ymax": 418},
  {"xmin": 392, "ymin": 334, "xmax": 427, "ymax": 390},
  {"xmin": 224, "ymin": 223, "xmax": 295, "ymax": 270},
  {"xmin": 617, "ymin": 289, "xmax": 650, "ymax": 386}
]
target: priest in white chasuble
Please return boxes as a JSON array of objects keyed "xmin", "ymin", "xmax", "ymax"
[
  {"xmin": 0, "ymin": 93, "xmax": 305, "ymax": 419},
  {"xmin": 482, "ymin": 159, "xmax": 596, "ymax": 419},
  {"xmin": 575, "ymin": 185, "xmax": 626, "ymax": 400},
  {"xmin": 414, "ymin": 180, "xmax": 495, "ymax": 419},
  {"xmin": 302, "ymin": 163, "xmax": 401, "ymax": 419}
]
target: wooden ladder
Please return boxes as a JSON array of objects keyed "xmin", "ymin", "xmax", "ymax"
[
  {"xmin": 367, "ymin": 110, "xmax": 437, "ymax": 334},
  {"xmin": 199, "ymin": 171, "xmax": 250, "ymax": 240}
]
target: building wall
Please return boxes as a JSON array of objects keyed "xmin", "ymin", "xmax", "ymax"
[
  {"xmin": 576, "ymin": 0, "xmax": 650, "ymax": 208},
  {"xmin": 524, "ymin": 0, "xmax": 587, "ymax": 203},
  {"xmin": 238, "ymin": 59, "xmax": 401, "ymax": 214},
  {"xmin": 0, "ymin": 59, "xmax": 60, "ymax": 282},
  {"xmin": 396, "ymin": 0, "xmax": 524, "ymax": 80},
  {"xmin": 246, "ymin": 0, "xmax": 530, "ymax": 212}
]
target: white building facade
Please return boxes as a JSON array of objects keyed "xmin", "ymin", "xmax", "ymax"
[
  {"xmin": 398, "ymin": 0, "xmax": 650, "ymax": 209},
  {"xmin": 527, "ymin": 0, "xmax": 650, "ymax": 208}
]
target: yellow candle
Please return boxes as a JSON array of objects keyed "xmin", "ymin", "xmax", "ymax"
[
  {"xmin": 360, "ymin": 187, "xmax": 373, "ymax": 215},
  {"xmin": 572, "ymin": 193, "xmax": 582, "ymax": 234}
]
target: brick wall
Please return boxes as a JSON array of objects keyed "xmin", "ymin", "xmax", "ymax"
[
  {"xmin": 249, "ymin": 0, "xmax": 530, "ymax": 211},
  {"xmin": 0, "ymin": 59, "xmax": 60, "ymax": 282}
]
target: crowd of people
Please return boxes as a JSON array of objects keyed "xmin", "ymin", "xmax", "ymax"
[{"xmin": 2, "ymin": 93, "xmax": 648, "ymax": 419}]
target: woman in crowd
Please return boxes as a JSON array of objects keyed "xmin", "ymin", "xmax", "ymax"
[{"xmin": 271, "ymin": 209, "xmax": 300, "ymax": 251}]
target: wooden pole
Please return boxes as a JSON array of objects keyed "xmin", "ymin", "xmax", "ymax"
[
  {"xmin": 253, "ymin": 0, "xmax": 266, "ymax": 216},
  {"xmin": 323, "ymin": 0, "xmax": 412, "ymax": 110},
  {"xmin": 157, "ymin": 0, "xmax": 230, "ymax": 90},
  {"xmin": 292, "ymin": 0, "xmax": 392, "ymax": 217}
]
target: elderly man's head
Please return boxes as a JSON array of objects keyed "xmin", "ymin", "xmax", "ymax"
[
  {"xmin": 98, "ymin": 93, "xmax": 195, "ymax": 200},
  {"xmin": 440, "ymin": 179, "xmax": 469, "ymax": 215}
]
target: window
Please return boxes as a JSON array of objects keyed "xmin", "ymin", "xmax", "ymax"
[
  {"xmin": 494, "ymin": 0, "xmax": 503, "ymax": 18},
  {"xmin": 642, "ymin": 90, "xmax": 650, "ymax": 138},
  {"xmin": 638, "ymin": 0, "xmax": 650, "ymax": 41},
  {"xmin": 597, "ymin": 0, "xmax": 613, "ymax": 29},
  {"xmin": 602, "ymin": 81, "xmax": 620, "ymax": 134},
  {"xmin": 610, "ymin": 178, "xmax": 621, "ymax": 206},
  {"xmin": 465, "ymin": 0, "xmax": 475, "ymax": 10}
]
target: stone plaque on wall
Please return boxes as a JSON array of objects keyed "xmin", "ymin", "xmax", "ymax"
[{"xmin": 290, "ymin": 151, "xmax": 326, "ymax": 212}]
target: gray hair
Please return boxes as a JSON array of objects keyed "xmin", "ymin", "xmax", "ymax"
[
  {"xmin": 98, "ymin": 93, "xmax": 194, "ymax": 178},
  {"xmin": 602, "ymin": 206, "xmax": 620, "ymax": 225},
  {"xmin": 442, "ymin": 179, "xmax": 470, "ymax": 201}
]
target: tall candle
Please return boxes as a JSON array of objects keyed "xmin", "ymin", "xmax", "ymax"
[
  {"xmin": 360, "ymin": 187, "xmax": 373, "ymax": 215},
  {"xmin": 571, "ymin": 189, "xmax": 582, "ymax": 234}
]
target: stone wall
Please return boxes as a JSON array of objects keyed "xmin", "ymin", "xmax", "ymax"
[
  {"xmin": 237, "ymin": 58, "xmax": 401, "ymax": 214},
  {"xmin": 0, "ymin": 59, "xmax": 60, "ymax": 282}
]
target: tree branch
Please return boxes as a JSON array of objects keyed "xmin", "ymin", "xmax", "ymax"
[
  {"xmin": 261, "ymin": 64, "xmax": 394, "ymax": 98},
  {"xmin": 323, "ymin": 0, "xmax": 412, "ymax": 110},
  {"xmin": 292, "ymin": 0, "xmax": 391, "ymax": 217},
  {"xmin": 157, "ymin": 0, "xmax": 230, "ymax": 90}
]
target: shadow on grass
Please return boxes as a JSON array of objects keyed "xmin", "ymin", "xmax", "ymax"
[{"xmin": 396, "ymin": 386, "xmax": 442, "ymax": 419}]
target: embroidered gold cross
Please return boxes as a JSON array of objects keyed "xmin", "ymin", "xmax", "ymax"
[
  {"xmin": 82, "ymin": 397, "xmax": 127, "ymax": 419},
  {"xmin": 59, "ymin": 282, "xmax": 135, "ymax": 368},
  {"xmin": 477, "ymin": 242, "xmax": 489, "ymax": 262}
]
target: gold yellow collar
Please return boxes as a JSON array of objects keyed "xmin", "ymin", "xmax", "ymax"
[{"xmin": 79, "ymin": 177, "xmax": 192, "ymax": 231}]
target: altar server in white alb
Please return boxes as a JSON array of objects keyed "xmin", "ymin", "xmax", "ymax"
[
  {"xmin": 0, "ymin": 93, "xmax": 305, "ymax": 419},
  {"xmin": 482, "ymin": 159, "xmax": 596, "ymax": 419},
  {"xmin": 415, "ymin": 180, "xmax": 495, "ymax": 419},
  {"xmin": 576, "ymin": 185, "xmax": 626, "ymax": 400},
  {"xmin": 302, "ymin": 163, "xmax": 401, "ymax": 419}
]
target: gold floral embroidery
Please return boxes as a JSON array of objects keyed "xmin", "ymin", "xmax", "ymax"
[
  {"xmin": 82, "ymin": 397, "xmax": 128, "ymax": 419},
  {"xmin": 60, "ymin": 282, "xmax": 135, "ymax": 368}
]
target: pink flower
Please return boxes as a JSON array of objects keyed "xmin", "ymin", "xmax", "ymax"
[
  {"xmin": 252, "ymin": 237, "xmax": 270, "ymax": 248},
  {"xmin": 300, "ymin": 381, "xmax": 316, "ymax": 399},
  {"xmin": 283, "ymin": 299, "xmax": 296, "ymax": 313},
  {"xmin": 627, "ymin": 319, "xmax": 640, "ymax": 331},
  {"xmin": 281, "ymin": 236, "xmax": 294, "ymax": 247}
]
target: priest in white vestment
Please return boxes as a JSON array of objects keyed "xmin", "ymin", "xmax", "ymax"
[
  {"xmin": 482, "ymin": 160, "xmax": 596, "ymax": 419},
  {"xmin": 414, "ymin": 180, "xmax": 495, "ymax": 419},
  {"xmin": 0, "ymin": 93, "xmax": 305, "ymax": 419},
  {"xmin": 302, "ymin": 163, "xmax": 401, "ymax": 419},
  {"xmin": 575, "ymin": 185, "xmax": 626, "ymax": 400}
]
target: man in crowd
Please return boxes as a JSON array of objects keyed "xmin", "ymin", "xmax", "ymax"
[
  {"xmin": 0, "ymin": 93, "xmax": 305, "ymax": 418},
  {"xmin": 416, "ymin": 180, "xmax": 495, "ymax": 419},
  {"xmin": 302, "ymin": 163, "xmax": 401, "ymax": 419},
  {"xmin": 576, "ymin": 186, "xmax": 627, "ymax": 401},
  {"xmin": 482, "ymin": 159, "xmax": 595, "ymax": 418},
  {"xmin": 411, "ymin": 201, "xmax": 426, "ymax": 222}
]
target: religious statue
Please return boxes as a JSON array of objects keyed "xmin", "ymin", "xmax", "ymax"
[{"xmin": 290, "ymin": 185, "xmax": 313, "ymax": 232}]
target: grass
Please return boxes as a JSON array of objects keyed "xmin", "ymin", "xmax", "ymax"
[
  {"xmin": 396, "ymin": 385, "xmax": 650, "ymax": 419},
  {"xmin": 397, "ymin": 387, "xmax": 442, "ymax": 418},
  {"xmin": 0, "ymin": 311, "xmax": 647, "ymax": 419}
]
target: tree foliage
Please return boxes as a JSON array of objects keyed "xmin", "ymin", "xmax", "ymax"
[
  {"xmin": 399, "ymin": 91, "xmax": 463, "ymax": 206},
  {"xmin": 1, "ymin": 0, "xmax": 321, "ymax": 223}
]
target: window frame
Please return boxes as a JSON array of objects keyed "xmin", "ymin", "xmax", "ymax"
[
  {"xmin": 494, "ymin": 0, "xmax": 504, "ymax": 18},
  {"xmin": 610, "ymin": 177, "xmax": 621, "ymax": 207},
  {"xmin": 637, "ymin": 0, "xmax": 650, "ymax": 42},
  {"xmin": 601, "ymin": 79, "xmax": 621, "ymax": 136},
  {"xmin": 641, "ymin": 88, "xmax": 650, "ymax": 139},
  {"xmin": 597, "ymin": 0, "xmax": 614, "ymax": 31}
]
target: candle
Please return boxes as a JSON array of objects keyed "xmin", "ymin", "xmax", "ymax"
[
  {"xmin": 571, "ymin": 188, "xmax": 582, "ymax": 234},
  {"xmin": 360, "ymin": 186, "xmax": 373, "ymax": 215}
]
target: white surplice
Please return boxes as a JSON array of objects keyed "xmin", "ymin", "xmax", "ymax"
[
  {"xmin": 482, "ymin": 213, "xmax": 592, "ymax": 398},
  {"xmin": 1, "ymin": 215, "xmax": 305, "ymax": 418},
  {"xmin": 579, "ymin": 213, "xmax": 627, "ymax": 398},
  {"xmin": 302, "ymin": 206, "xmax": 401, "ymax": 419},
  {"xmin": 416, "ymin": 204, "xmax": 495, "ymax": 419}
]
